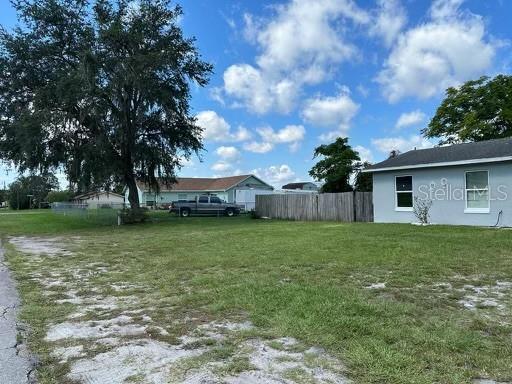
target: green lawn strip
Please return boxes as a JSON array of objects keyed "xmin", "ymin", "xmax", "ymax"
[{"xmin": 1, "ymin": 212, "xmax": 512, "ymax": 383}]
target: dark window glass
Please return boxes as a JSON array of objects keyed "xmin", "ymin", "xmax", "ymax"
[
  {"xmin": 396, "ymin": 176, "xmax": 412, "ymax": 191},
  {"xmin": 198, "ymin": 196, "xmax": 208, "ymax": 203},
  {"xmin": 397, "ymin": 192, "xmax": 413, "ymax": 207},
  {"xmin": 466, "ymin": 171, "xmax": 488, "ymax": 190},
  {"xmin": 210, "ymin": 196, "xmax": 221, "ymax": 204}
]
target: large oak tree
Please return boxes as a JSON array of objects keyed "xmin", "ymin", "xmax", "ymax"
[{"xmin": 0, "ymin": 0, "xmax": 212, "ymax": 208}]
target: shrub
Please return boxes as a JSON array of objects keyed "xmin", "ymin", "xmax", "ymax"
[
  {"xmin": 119, "ymin": 208, "xmax": 148, "ymax": 224},
  {"xmin": 413, "ymin": 197, "xmax": 433, "ymax": 225},
  {"xmin": 47, "ymin": 190, "xmax": 72, "ymax": 203}
]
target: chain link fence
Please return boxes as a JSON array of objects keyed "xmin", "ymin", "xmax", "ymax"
[{"xmin": 51, "ymin": 202, "xmax": 126, "ymax": 225}]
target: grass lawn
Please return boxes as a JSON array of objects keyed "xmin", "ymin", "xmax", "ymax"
[{"xmin": 1, "ymin": 211, "xmax": 512, "ymax": 383}]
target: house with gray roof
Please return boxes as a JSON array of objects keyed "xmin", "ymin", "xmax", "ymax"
[
  {"xmin": 364, "ymin": 137, "xmax": 512, "ymax": 226},
  {"xmin": 282, "ymin": 182, "xmax": 319, "ymax": 192}
]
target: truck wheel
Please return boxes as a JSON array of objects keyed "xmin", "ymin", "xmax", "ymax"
[
  {"xmin": 225, "ymin": 208, "xmax": 235, "ymax": 217},
  {"xmin": 180, "ymin": 208, "xmax": 190, "ymax": 217}
]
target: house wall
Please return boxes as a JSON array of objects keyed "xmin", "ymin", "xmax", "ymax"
[
  {"xmin": 82, "ymin": 193, "xmax": 124, "ymax": 209},
  {"xmin": 373, "ymin": 161, "xmax": 512, "ymax": 226},
  {"xmin": 125, "ymin": 176, "xmax": 273, "ymax": 207},
  {"xmin": 299, "ymin": 183, "xmax": 319, "ymax": 191},
  {"xmin": 230, "ymin": 175, "xmax": 274, "ymax": 209}
]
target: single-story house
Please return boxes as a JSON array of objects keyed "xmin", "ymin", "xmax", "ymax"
[
  {"xmin": 129, "ymin": 174, "xmax": 274, "ymax": 210},
  {"xmin": 282, "ymin": 182, "xmax": 319, "ymax": 192},
  {"xmin": 364, "ymin": 137, "xmax": 512, "ymax": 227},
  {"xmin": 72, "ymin": 191, "xmax": 125, "ymax": 209}
]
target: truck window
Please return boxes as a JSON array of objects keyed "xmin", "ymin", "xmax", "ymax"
[
  {"xmin": 198, "ymin": 196, "xmax": 209, "ymax": 203},
  {"xmin": 210, "ymin": 196, "xmax": 221, "ymax": 204}
]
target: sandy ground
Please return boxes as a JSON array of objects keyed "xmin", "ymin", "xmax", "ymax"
[
  {"xmin": 10, "ymin": 235, "xmax": 512, "ymax": 384},
  {"xmin": 9, "ymin": 236, "xmax": 350, "ymax": 384}
]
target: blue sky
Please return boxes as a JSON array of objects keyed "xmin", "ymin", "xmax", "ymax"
[{"xmin": 1, "ymin": 0, "xmax": 511, "ymax": 188}]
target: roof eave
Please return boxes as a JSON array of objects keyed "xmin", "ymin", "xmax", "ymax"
[{"xmin": 363, "ymin": 156, "xmax": 512, "ymax": 173}]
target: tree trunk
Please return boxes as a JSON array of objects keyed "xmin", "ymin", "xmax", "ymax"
[{"xmin": 125, "ymin": 174, "xmax": 140, "ymax": 209}]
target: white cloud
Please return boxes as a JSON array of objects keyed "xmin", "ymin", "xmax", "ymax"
[
  {"xmin": 372, "ymin": 135, "xmax": 433, "ymax": 154},
  {"xmin": 177, "ymin": 154, "xmax": 195, "ymax": 168},
  {"xmin": 243, "ymin": 125, "xmax": 306, "ymax": 153},
  {"xmin": 253, "ymin": 0, "xmax": 367, "ymax": 74},
  {"xmin": 257, "ymin": 125, "xmax": 305, "ymax": 143},
  {"xmin": 369, "ymin": 0, "xmax": 407, "ymax": 47},
  {"xmin": 211, "ymin": 161, "xmax": 233, "ymax": 173},
  {"xmin": 243, "ymin": 141, "xmax": 274, "ymax": 154},
  {"xmin": 354, "ymin": 145, "xmax": 374, "ymax": 163},
  {"xmin": 252, "ymin": 164, "xmax": 297, "ymax": 187},
  {"xmin": 196, "ymin": 110, "xmax": 251, "ymax": 142},
  {"xmin": 430, "ymin": 0, "xmax": 464, "ymax": 20},
  {"xmin": 301, "ymin": 90, "xmax": 360, "ymax": 139},
  {"xmin": 395, "ymin": 110, "xmax": 426, "ymax": 130},
  {"xmin": 222, "ymin": 0, "xmax": 369, "ymax": 114},
  {"xmin": 215, "ymin": 146, "xmax": 240, "ymax": 161},
  {"xmin": 377, "ymin": 0, "xmax": 496, "ymax": 102}
]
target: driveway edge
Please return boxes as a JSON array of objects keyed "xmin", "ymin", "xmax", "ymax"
[{"xmin": 0, "ymin": 239, "xmax": 37, "ymax": 383}]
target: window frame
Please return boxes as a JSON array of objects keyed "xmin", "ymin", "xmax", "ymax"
[
  {"xmin": 464, "ymin": 170, "xmax": 490, "ymax": 214},
  {"xmin": 210, "ymin": 196, "xmax": 222, "ymax": 204},
  {"xmin": 395, "ymin": 175, "xmax": 414, "ymax": 212},
  {"xmin": 198, "ymin": 195, "xmax": 209, "ymax": 204}
]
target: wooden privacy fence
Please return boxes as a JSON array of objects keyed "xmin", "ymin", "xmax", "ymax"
[{"xmin": 255, "ymin": 192, "xmax": 373, "ymax": 222}]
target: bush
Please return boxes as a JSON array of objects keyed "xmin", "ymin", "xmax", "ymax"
[
  {"xmin": 413, "ymin": 197, "xmax": 433, "ymax": 225},
  {"xmin": 47, "ymin": 190, "xmax": 72, "ymax": 203},
  {"xmin": 119, "ymin": 208, "xmax": 148, "ymax": 224}
]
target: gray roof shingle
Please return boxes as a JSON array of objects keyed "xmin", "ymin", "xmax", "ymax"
[{"xmin": 366, "ymin": 137, "xmax": 512, "ymax": 172}]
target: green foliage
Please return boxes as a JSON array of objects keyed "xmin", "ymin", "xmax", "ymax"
[
  {"xmin": 119, "ymin": 208, "xmax": 148, "ymax": 224},
  {"xmin": 354, "ymin": 162, "xmax": 373, "ymax": 192},
  {"xmin": 309, "ymin": 137, "xmax": 360, "ymax": 193},
  {"xmin": 424, "ymin": 75, "xmax": 512, "ymax": 144},
  {"xmin": 8, "ymin": 174, "xmax": 58, "ymax": 209},
  {"xmin": 47, "ymin": 190, "xmax": 72, "ymax": 203},
  {"xmin": 0, "ymin": 0, "xmax": 212, "ymax": 208},
  {"xmin": 0, "ymin": 189, "xmax": 6, "ymax": 204}
]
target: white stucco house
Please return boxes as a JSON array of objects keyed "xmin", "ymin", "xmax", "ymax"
[
  {"xmin": 72, "ymin": 191, "xmax": 125, "ymax": 209},
  {"xmin": 364, "ymin": 138, "xmax": 512, "ymax": 227},
  {"xmin": 127, "ymin": 174, "xmax": 274, "ymax": 210}
]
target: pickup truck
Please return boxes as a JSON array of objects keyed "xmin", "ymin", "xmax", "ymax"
[{"xmin": 169, "ymin": 195, "xmax": 242, "ymax": 217}]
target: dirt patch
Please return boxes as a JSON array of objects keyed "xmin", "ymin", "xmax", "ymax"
[
  {"xmin": 10, "ymin": 236, "xmax": 351, "ymax": 384},
  {"xmin": 365, "ymin": 282, "xmax": 386, "ymax": 290},
  {"xmin": 9, "ymin": 236, "xmax": 74, "ymax": 257},
  {"xmin": 430, "ymin": 279, "xmax": 512, "ymax": 314}
]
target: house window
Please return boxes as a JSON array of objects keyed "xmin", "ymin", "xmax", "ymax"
[
  {"xmin": 395, "ymin": 176, "xmax": 413, "ymax": 211},
  {"xmin": 465, "ymin": 171, "xmax": 489, "ymax": 213}
]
